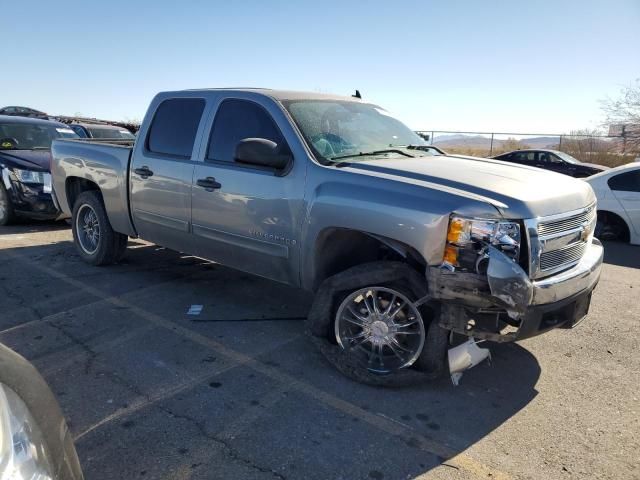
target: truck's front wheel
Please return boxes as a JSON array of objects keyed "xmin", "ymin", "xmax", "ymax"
[
  {"xmin": 72, "ymin": 191, "xmax": 127, "ymax": 265},
  {"xmin": 307, "ymin": 262, "xmax": 448, "ymax": 387}
]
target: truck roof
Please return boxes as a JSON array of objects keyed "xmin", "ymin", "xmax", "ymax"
[{"xmin": 180, "ymin": 88, "xmax": 365, "ymax": 103}]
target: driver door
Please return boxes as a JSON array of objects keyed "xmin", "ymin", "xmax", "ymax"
[{"xmin": 190, "ymin": 96, "xmax": 306, "ymax": 284}]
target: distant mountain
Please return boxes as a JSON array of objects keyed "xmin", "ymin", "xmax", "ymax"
[
  {"xmin": 520, "ymin": 137, "xmax": 560, "ymax": 148},
  {"xmin": 432, "ymin": 135, "xmax": 560, "ymax": 150}
]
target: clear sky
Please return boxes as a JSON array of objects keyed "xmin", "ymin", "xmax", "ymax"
[{"xmin": 3, "ymin": 0, "xmax": 639, "ymax": 134}]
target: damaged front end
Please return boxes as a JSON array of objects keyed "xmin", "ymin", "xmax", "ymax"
[
  {"xmin": 427, "ymin": 213, "xmax": 604, "ymax": 384},
  {"xmin": 427, "ymin": 245, "xmax": 533, "ymax": 343}
]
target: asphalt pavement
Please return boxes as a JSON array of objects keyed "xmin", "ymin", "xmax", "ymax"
[{"xmin": 0, "ymin": 223, "xmax": 638, "ymax": 480}]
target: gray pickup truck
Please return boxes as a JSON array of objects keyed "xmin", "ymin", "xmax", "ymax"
[{"xmin": 51, "ymin": 89, "xmax": 603, "ymax": 385}]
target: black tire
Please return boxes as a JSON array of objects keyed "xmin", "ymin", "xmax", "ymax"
[
  {"xmin": 71, "ymin": 191, "xmax": 128, "ymax": 265},
  {"xmin": 307, "ymin": 261, "xmax": 449, "ymax": 387},
  {"xmin": 595, "ymin": 211, "xmax": 630, "ymax": 243},
  {"xmin": 0, "ymin": 182, "xmax": 16, "ymax": 226}
]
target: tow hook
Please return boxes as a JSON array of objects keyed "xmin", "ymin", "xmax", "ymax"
[{"xmin": 448, "ymin": 338, "xmax": 491, "ymax": 386}]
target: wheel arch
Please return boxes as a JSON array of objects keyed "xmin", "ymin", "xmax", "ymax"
[
  {"xmin": 597, "ymin": 209, "xmax": 631, "ymax": 242},
  {"xmin": 65, "ymin": 176, "xmax": 101, "ymax": 212},
  {"xmin": 65, "ymin": 176, "xmax": 136, "ymax": 237},
  {"xmin": 308, "ymin": 227, "xmax": 428, "ymax": 291}
]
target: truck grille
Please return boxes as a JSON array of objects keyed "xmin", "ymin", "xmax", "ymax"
[
  {"xmin": 537, "ymin": 204, "xmax": 596, "ymax": 237},
  {"xmin": 539, "ymin": 242, "xmax": 587, "ymax": 271},
  {"xmin": 526, "ymin": 203, "xmax": 596, "ymax": 279}
]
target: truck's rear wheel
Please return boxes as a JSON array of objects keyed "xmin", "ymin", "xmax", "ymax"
[
  {"xmin": 72, "ymin": 191, "xmax": 127, "ymax": 265},
  {"xmin": 307, "ymin": 261, "xmax": 448, "ymax": 387}
]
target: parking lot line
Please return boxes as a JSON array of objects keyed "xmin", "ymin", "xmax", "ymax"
[{"xmin": 1, "ymin": 248, "xmax": 512, "ymax": 480}]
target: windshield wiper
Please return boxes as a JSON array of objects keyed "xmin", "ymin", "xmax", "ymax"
[{"xmin": 330, "ymin": 149, "xmax": 415, "ymax": 162}]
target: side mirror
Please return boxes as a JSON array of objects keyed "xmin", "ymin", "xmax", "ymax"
[{"xmin": 235, "ymin": 138, "xmax": 291, "ymax": 170}]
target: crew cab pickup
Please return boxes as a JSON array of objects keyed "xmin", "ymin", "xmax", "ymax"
[{"xmin": 51, "ymin": 89, "xmax": 603, "ymax": 385}]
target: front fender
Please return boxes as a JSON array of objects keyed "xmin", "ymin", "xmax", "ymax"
[{"xmin": 299, "ymin": 169, "xmax": 500, "ymax": 290}]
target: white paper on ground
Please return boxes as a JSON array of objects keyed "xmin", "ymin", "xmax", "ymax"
[{"xmin": 187, "ymin": 305, "xmax": 204, "ymax": 315}]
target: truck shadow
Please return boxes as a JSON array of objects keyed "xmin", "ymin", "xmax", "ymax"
[
  {"xmin": 0, "ymin": 219, "xmax": 69, "ymax": 235},
  {"xmin": 0, "ymin": 227, "xmax": 540, "ymax": 480},
  {"xmin": 602, "ymin": 240, "xmax": 640, "ymax": 269}
]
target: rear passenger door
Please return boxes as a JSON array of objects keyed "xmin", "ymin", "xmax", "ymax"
[
  {"xmin": 190, "ymin": 96, "xmax": 306, "ymax": 285},
  {"xmin": 608, "ymin": 170, "xmax": 640, "ymax": 236},
  {"xmin": 130, "ymin": 97, "xmax": 206, "ymax": 252}
]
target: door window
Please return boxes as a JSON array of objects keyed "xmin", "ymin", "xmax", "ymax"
[
  {"xmin": 512, "ymin": 151, "xmax": 535, "ymax": 162},
  {"xmin": 537, "ymin": 152, "xmax": 562, "ymax": 164},
  {"xmin": 608, "ymin": 170, "xmax": 640, "ymax": 192},
  {"xmin": 207, "ymin": 99, "xmax": 288, "ymax": 163},
  {"xmin": 146, "ymin": 98, "xmax": 205, "ymax": 158}
]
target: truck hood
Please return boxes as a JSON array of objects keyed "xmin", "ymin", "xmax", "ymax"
[
  {"xmin": 0, "ymin": 150, "xmax": 51, "ymax": 172},
  {"xmin": 344, "ymin": 154, "xmax": 595, "ymax": 219}
]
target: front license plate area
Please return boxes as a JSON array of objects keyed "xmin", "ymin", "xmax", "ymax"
[{"xmin": 569, "ymin": 291, "xmax": 592, "ymax": 328}]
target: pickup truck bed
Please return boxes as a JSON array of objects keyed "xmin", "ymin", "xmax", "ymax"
[{"xmin": 52, "ymin": 139, "xmax": 136, "ymax": 236}]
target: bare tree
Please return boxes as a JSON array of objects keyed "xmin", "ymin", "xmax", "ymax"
[
  {"xmin": 602, "ymin": 79, "xmax": 640, "ymax": 152},
  {"xmin": 502, "ymin": 137, "xmax": 529, "ymax": 151}
]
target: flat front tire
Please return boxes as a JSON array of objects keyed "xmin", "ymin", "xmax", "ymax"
[
  {"xmin": 72, "ymin": 191, "xmax": 127, "ymax": 265},
  {"xmin": 307, "ymin": 261, "xmax": 449, "ymax": 387}
]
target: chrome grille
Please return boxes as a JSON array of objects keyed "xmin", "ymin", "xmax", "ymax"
[
  {"xmin": 537, "ymin": 204, "xmax": 596, "ymax": 237},
  {"xmin": 526, "ymin": 203, "xmax": 596, "ymax": 279},
  {"xmin": 540, "ymin": 242, "xmax": 587, "ymax": 271}
]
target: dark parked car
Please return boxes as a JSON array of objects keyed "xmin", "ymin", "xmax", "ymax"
[
  {"xmin": 0, "ymin": 343, "xmax": 83, "ymax": 479},
  {"xmin": 492, "ymin": 149, "xmax": 608, "ymax": 177},
  {"xmin": 0, "ymin": 106, "xmax": 49, "ymax": 119},
  {"xmin": 69, "ymin": 123, "xmax": 135, "ymax": 140},
  {"xmin": 0, "ymin": 115, "xmax": 78, "ymax": 225}
]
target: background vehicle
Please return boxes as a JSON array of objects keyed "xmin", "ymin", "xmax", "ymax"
[
  {"xmin": 69, "ymin": 122, "xmax": 135, "ymax": 140},
  {"xmin": 493, "ymin": 149, "xmax": 608, "ymax": 177},
  {"xmin": 0, "ymin": 342, "xmax": 84, "ymax": 479},
  {"xmin": 51, "ymin": 89, "xmax": 603, "ymax": 385},
  {"xmin": 586, "ymin": 163, "xmax": 640, "ymax": 244},
  {"xmin": 0, "ymin": 106, "xmax": 49, "ymax": 119},
  {"xmin": 0, "ymin": 115, "xmax": 78, "ymax": 225}
]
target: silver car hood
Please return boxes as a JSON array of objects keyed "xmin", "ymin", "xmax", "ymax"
[{"xmin": 345, "ymin": 155, "xmax": 595, "ymax": 219}]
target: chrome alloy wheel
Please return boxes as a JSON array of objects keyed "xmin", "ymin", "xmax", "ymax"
[
  {"xmin": 76, "ymin": 204, "xmax": 101, "ymax": 254},
  {"xmin": 335, "ymin": 287, "xmax": 425, "ymax": 373}
]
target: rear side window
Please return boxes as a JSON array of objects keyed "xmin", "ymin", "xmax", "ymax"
[
  {"xmin": 147, "ymin": 98, "xmax": 205, "ymax": 158},
  {"xmin": 207, "ymin": 99, "xmax": 287, "ymax": 163},
  {"xmin": 513, "ymin": 152, "xmax": 535, "ymax": 162},
  {"xmin": 608, "ymin": 170, "xmax": 640, "ymax": 192}
]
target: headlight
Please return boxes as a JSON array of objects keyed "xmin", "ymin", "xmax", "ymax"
[
  {"xmin": 444, "ymin": 216, "xmax": 521, "ymax": 273},
  {"xmin": 11, "ymin": 168, "xmax": 45, "ymax": 184},
  {"xmin": 0, "ymin": 383, "xmax": 54, "ymax": 479}
]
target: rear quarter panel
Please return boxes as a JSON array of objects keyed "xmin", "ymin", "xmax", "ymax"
[{"xmin": 51, "ymin": 139, "xmax": 136, "ymax": 236}]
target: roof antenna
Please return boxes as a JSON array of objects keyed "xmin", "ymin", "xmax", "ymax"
[{"xmin": 352, "ymin": 89, "xmax": 362, "ymax": 99}]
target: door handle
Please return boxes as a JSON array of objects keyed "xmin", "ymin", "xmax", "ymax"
[
  {"xmin": 134, "ymin": 166, "xmax": 154, "ymax": 178},
  {"xmin": 196, "ymin": 177, "xmax": 222, "ymax": 191}
]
